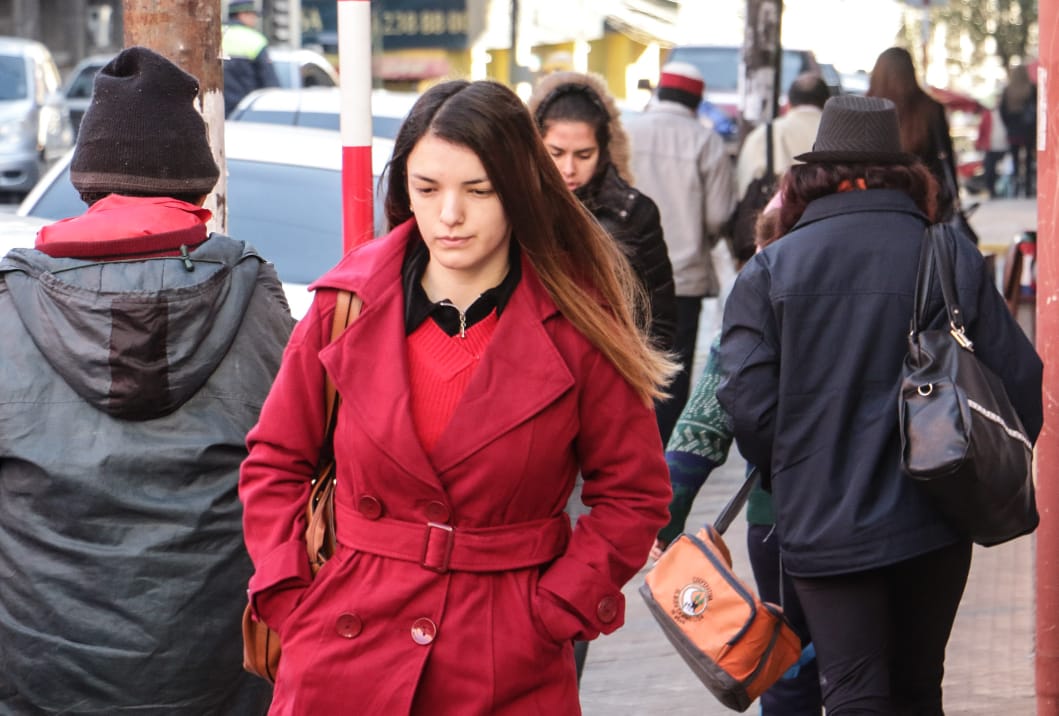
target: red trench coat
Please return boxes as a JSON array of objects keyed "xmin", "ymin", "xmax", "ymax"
[{"xmin": 240, "ymin": 222, "xmax": 670, "ymax": 714}]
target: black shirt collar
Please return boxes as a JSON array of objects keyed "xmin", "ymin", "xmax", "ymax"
[{"xmin": 402, "ymin": 237, "xmax": 522, "ymax": 336}]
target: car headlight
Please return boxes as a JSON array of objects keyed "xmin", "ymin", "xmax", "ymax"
[{"xmin": 0, "ymin": 116, "xmax": 35, "ymax": 150}]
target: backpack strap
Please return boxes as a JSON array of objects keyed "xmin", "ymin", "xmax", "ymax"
[{"xmin": 764, "ymin": 121, "xmax": 774, "ymax": 178}]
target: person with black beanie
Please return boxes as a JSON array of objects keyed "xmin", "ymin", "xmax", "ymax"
[{"xmin": 0, "ymin": 46, "xmax": 293, "ymax": 715}]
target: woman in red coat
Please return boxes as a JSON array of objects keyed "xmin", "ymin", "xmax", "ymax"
[{"xmin": 239, "ymin": 79, "xmax": 675, "ymax": 714}]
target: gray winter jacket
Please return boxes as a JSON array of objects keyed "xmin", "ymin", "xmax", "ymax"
[{"xmin": 0, "ymin": 234, "xmax": 293, "ymax": 714}]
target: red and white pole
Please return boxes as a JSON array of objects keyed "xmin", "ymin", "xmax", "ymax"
[{"xmin": 338, "ymin": 0, "xmax": 374, "ymax": 251}]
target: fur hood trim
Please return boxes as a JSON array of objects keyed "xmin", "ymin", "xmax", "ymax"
[{"xmin": 527, "ymin": 71, "xmax": 633, "ymax": 184}]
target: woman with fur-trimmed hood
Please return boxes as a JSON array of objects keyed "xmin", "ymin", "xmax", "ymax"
[
  {"xmin": 528, "ymin": 72, "xmax": 676, "ymax": 355},
  {"xmin": 528, "ymin": 70, "xmax": 677, "ymax": 685}
]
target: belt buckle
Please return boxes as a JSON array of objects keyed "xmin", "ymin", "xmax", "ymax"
[{"xmin": 422, "ymin": 521, "xmax": 454, "ymax": 573}]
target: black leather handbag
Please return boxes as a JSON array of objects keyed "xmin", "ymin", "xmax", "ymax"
[{"xmin": 898, "ymin": 223, "xmax": 1038, "ymax": 546}]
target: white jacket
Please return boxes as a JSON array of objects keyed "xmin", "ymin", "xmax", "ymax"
[
  {"xmin": 627, "ymin": 101, "xmax": 735, "ymax": 298},
  {"xmin": 735, "ymin": 104, "xmax": 823, "ymax": 197}
]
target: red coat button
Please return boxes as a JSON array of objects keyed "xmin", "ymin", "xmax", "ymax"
[
  {"xmin": 424, "ymin": 500, "xmax": 450, "ymax": 523},
  {"xmin": 357, "ymin": 495, "xmax": 383, "ymax": 520},
  {"xmin": 410, "ymin": 617, "xmax": 437, "ymax": 645},
  {"xmin": 335, "ymin": 612, "xmax": 363, "ymax": 639},
  {"xmin": 597, "ymin": 596, "xmax": 619, "ymax": 624}
]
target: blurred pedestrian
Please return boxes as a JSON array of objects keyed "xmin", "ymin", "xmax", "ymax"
[
  {"xmin": 528, "ymin": 72, "xmax": 677, "ymax": 385},
  {"xmin": 654, "ymin": 194, "xmax": 823, "ymax": 716},
  {"xmin": 1000, "ymin": 64, "xmax": 1037, "ymax": 197},
  {"xmin": 626, "ymin": 61, "xmax": 735, "ymax": 443},
  {"xmin": 0, "ymin": 47, "xmax": 292, "ymax": 714},
  {"xmin": 735, "ymin": 72, "xmax": 830, "ymax": 198},
  {"xmin": 867, "ymin": 46, "xmax": 958, "ymax": 219},
  {"xmin": 223, "ymin": 0, "xmax": 280, "ymax": 116},
  {"xmin": 975, "ymin": 100, "xmax": 1009, "ymax": 198},
  {"xmin": 717, "ymin": 95, "xmax": 1042, "ymax": 714},
  {"xmin": 239, "ymin": 79, "xmax": 676, "ymax": 714}
]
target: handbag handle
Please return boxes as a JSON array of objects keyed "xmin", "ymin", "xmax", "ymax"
[{"xmin": 911, "ymin": 224, "xmax": 973, "ymax": 350}]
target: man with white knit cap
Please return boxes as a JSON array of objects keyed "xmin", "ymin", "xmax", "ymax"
[{"xmin": 626, "ymin": 61, "xmax": 735, "ymax": 442}]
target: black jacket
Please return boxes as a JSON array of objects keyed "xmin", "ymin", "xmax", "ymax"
[
  {"xmin": 577, "ymin": 164, "xmax": 677, "ymax": 352},
  {"xmin": 717, "ymin": 189, "xmax": 1042, "ymax": 577},
  {"xmin": 222, "ymin": 21, "xmax": 280, "ymax": 115}
]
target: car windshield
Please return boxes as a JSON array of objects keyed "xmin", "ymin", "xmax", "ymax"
[
  {"xmin": 232, "ymin": 107, "xmax": 340, "ymax": 130},
  {"xmin": 231, "ymin": 107, "xmax": 403, "ymax": 138},
  {"xmin": 23, "ymin": 159, "xmax": 355, "ymax": 286},
  {"xmin": 65, "ymin": 65, "xmax": 100, "ymax": 99},
  {"xmin": 0, "ymin": 55, "xmax": 28, "ymax": 100},
  {"xmin": 227, "ymin": 159, "xmax": 343, "ymax": 283}
]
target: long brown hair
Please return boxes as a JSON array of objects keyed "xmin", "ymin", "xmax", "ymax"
[
  {"xmin": 384, "ymin": 80, "xmax": 676, "ymax": 403},
  {"xmin": 1003, "ymin": 65, "xmax": 1034, "ymax": 113},
  {"xmin": 867, "ymin": 47, "xmax": 940, "ymax": 160}
]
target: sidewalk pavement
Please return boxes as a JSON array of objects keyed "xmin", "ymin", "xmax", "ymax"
[{"xmin": 578, "ymin": 196, "xmax": 1039, "ymax": 715}]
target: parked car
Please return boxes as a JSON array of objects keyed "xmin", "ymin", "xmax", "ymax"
[
  {"xmin": 652, "ymin": 44, "xmax": 820, "ymax": 149},
  {"xmin": 0, "ymin": 212, "xmax": 49, "ymax": 249},
  {"xmin": 270, "ymin": 47, "xmax": 339, "ymax": 89},
  {"xmin": 61, "ymin": 46, "xmax": 338, "ymax": 138},
  {"xmin": 17, "ymin": 122, "xmax": 393, "ymax": 318},
  {"xmin": 230, "ymin": 86, "xmax": 419, "ymax": 139},
  {"xmin": 59, "ymin": 53, "xmax": 112, "ymax": 137},
  {"xmin": 0, "ymin": 37, "xmax": 73, "ymax": 198}
]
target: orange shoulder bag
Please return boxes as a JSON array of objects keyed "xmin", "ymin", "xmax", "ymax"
[{"xmin": 640, "ymin": 469, "xmax": 802, "ymax": 712}]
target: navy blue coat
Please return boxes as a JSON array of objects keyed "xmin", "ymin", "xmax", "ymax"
[{"xmin": 717, "ymin": 189, "xmax": 1042, "ymax": 577}]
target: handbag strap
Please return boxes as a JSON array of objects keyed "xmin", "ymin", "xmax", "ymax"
[
  {"xmin": 713, "ymin": 467, "xmax": 761, "ymax": 535},
  {"xmin": 323, "ymin": 290, "xmax": 361, "ymax": 430},
  {"xmin": 319, "ymin": 291, "xmax": 362, "ymax": 451},
  {"xmin": 911, "ymin": 224, "xmax": 972, "ymax": 348}
]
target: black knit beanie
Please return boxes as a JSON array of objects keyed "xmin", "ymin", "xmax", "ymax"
[{"xmin": 71, "ymin": 46, "xmax": 220, "ymax": 197}]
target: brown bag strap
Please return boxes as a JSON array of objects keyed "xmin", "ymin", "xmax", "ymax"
[
  {"xmin": 324, "ymin": 290, "xmax": 362, "ymax": 428},
  {"xmin": 304, "ymin": 290, "xmax": 362, "ymax": 570}
]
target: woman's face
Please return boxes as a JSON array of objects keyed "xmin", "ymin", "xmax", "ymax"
[
  {"xmin": 542, "ymin": 120, "xmax": 600, "ymax": 191},
  {"xmin": 407, "ymin": 133, "xmax": 511, "ymax": 285}
]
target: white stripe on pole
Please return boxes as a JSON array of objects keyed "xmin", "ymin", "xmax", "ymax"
[{"xmin": 338, "ymin": 0, "xmax": 374, "ymax": 249}]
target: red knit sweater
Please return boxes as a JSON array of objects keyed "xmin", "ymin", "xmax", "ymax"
[{"xmin": 407, "ymin": 312, "xmax": 498, "ymax": 453}]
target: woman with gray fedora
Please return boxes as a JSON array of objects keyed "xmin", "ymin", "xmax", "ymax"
[{"xmin": 716, "ymin": 95, "xmax": 1042, "ymax": 714}]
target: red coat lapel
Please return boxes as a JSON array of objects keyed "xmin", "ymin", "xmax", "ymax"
[
  {"xmin": 318, "ymin": 231, "xmax": 577, "ymax": 483},
  {"xmin": 429, "ymin": 264, "xmax": 574, "ymax": 473}
]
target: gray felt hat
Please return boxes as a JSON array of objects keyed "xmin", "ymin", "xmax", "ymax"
[{"xmin": 794, "ymin": 95, "xmax": 916, "ymax": 165}]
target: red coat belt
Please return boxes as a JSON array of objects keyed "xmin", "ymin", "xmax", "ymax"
[{"xmin": 335, "ymin": 500, "xmax": 572, "ymax": 573}]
